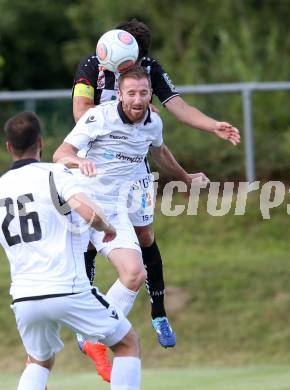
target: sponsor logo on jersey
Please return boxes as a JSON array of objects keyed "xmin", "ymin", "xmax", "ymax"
[
  {"xmin": 110, "ymin": 309, "xmax": 119, "ymax": 320},
  {"xmin": 85, "ymin": 115, "xmax": 97, "ymax": 124},
  {"xmin": 115, "ymin": 153, "xmax": 143, "ymax": 163},
  {"xmin": 109, "ymin": 134, "xmax": 128, "ymax": 140},
  {"xmin": 103, "ymin": 149, "xmax": 115, "ymax": 160},
  {"xmin": 63, "ymin": 167, "xmax": 73, "ymax": 175},
  {"xmin": 103, "ymin": 150, "xmax": 143, "ymax": 163},
  {"xmin": 162, "ymin": 73, "xmax": 176, "ymax": 92}
]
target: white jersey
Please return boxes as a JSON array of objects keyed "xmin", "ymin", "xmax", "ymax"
[
  {"xmin": 64, "ymin": 101, "xmax": 163, "ymax": 199},
  {"xmin": 0, "ymin": 160, "xmax": 91, "ymax": 300}
]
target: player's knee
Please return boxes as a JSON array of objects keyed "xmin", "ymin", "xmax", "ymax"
[
  {"xmin": 111, "ymin": 328, "xmax": 140, "ymax": 357},
  {"xmin": 123, "ymin": 266, "xmax": 147, "ymax": 291},
  {"xmin": 28, "ymin": 354, "xmax": 55, "ymax": 371},
  {"xmin": 135, "ymin": 226, "xmax": 155, "ymax": 247},
  {"xmin": 138, "ymin": 267, "xmax": 147, "ymax": 285},
  {"xmin": 130, "ymin": 270, "xmax": 147, "ymax": 290},
  {"xmin": 126, "ymin": 328, "xmax": 140, "ymax": 357}
]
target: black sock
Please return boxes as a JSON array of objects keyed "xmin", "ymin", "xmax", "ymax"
[
  {"xmin": 84, "ymin": 249, "xmax": 97, "ymax": 285},
  {"xmin": 141, "ymin": 240, "xmax": 167, "ymax": 319}
]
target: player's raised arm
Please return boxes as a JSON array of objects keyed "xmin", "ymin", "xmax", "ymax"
[
  {"xmin": 73, "ymin": 95, "xmax": 95, "ymax": 123},
  {"xmin": 149, "ymin": 143, "xmax": 209, "ymax": 187},
  {"xmin": 164, "ymin": 96, "xmax": 240, "ymax": 146},
  {"xmin": 72, "ymin": 54, "xmax": 97, "ymax": 122},
  {"xmin": 53, "ymin": 142, "xmax": 81, "ymax": 168}
]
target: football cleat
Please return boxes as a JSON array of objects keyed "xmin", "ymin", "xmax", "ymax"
[
  {"xmin": 81, "ymin": 341, "xmax": 112, "ymax": 383},
  {"xmin": 152, "ymin": 317, "xmax": 176, "ymax": 348}
]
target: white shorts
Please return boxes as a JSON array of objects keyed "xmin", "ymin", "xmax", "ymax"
[
  {"xmin": 127, "ymin": 174, "xmax": 155, "ymax": 227},
  {"xmin": 90, "ymin": 209, "xmax": 141, "ymax": 258},
  {"xmin": 11, "ymin": 289, "xmax": 131, "ymax": 361}
]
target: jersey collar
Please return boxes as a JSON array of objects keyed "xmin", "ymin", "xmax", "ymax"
[
  {"xmin": 117, "ymin": 102, "xmax": 152, "ymax": 126},
  {"xmin": 10, "ymin": 158, "xmax": 39, "ymax": 170}
]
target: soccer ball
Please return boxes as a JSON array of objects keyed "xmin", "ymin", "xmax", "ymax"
[{"xmin": 96, "ymin": 29, "xmax": 139, "ymax": 73}]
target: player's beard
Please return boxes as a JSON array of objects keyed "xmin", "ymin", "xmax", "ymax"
[{"xmin": 124, "ymin": 103, "xmax": 147, "ymax": 123}]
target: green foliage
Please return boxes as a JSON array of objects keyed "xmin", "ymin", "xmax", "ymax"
[
  {"xmin": 1, "ymin": 0, "xmax": 289, "ymax": 88},
  {"xmin": 0, "ymin": 0, "xmax": 79, "ymax": 89},
  {"xmin": 0, "ymin": 0, "xmax": 290, "ymax": 178},
  {"xmin": 0, "ymin": 99, "xmax": 73, "ymax": 174}
]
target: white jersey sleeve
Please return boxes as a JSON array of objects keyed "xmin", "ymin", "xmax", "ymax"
[
  {"xmin": 64, "ymin": 107, "xmax": 103, "ymax": 151},
  {"xmin": 51, "ymin": 164, "xmax": 85, "ymax": 202},
  {"xmin": 151, "ymin": 113, "xmax": 163, "ymax": 147}
]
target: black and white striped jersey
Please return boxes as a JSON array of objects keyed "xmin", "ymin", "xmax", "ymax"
[{"xmin": 73, "ymin": 54, "xmax": 179, "ymax": 105}]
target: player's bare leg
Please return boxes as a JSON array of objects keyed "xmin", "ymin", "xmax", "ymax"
[
  {"xmin": 106, "ymin": 248, "xmax": 146, "ymax": 314},
  {"xmin": 110, "ymin": 328, "xmax": 141, "ymax": 389},
  {"xmin": 18, "ymin": 355, "xmax": 54, "ymax": 390},
  {"xmin": 77, "ymin": 242, "xmax": 113, "ymax": 383},
  {"xmin": 78, "ymin": 247, "xmax": 145, "ymax": 383}
]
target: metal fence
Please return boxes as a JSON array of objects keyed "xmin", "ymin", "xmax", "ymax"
[{"xmin": 1, "ymin": 82, "xmax": 290, "ymax": 182}]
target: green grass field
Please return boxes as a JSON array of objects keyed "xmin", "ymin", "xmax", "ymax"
[
  {"xmin": 1, "ymin": 192, "xmax": 290, "ymax": 388},
  {"xmin": 2, "ymin": 367, "xmax": 290, "ymax": 390}
]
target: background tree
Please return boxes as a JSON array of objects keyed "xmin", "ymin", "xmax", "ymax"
[
  {"xmin": 0, "ymin": 0, "xmax": 79, "ymax": 89},
  {"xmin": 0, "ymin": 0, "xmax": 289, "ymax": 179}
]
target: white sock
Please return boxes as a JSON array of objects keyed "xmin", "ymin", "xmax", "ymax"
[
  {"xmin": 17, "ymin": 363, "xmax": 49, "ymax": 390},
  {"xmin": 111, "ymin": 356, "xmax": 141, "ymax": 390},
  {"xmin": 106, "ymin": 279, "xmax": 139, "ymax": 316}
]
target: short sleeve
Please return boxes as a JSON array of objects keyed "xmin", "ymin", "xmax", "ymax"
[
  {"xmin": 51, "ymin": 165, "xmax": 84, "ymax": 202},
  {"xmin": 142, "ymin": 57, "xmax": 180, "ymax": 105},
  {"xmin": 64, "ymin": 108, "xmax": 100, "ymax": 151},
  {"xmin": 73, "ymin": 53, "xmax": 99, "ymax": 89},
  {"xmin": 151, "ymin": 114, "xmax": 163, "ymax": 147}
]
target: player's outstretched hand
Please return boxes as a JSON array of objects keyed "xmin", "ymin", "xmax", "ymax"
[
  {"xmin": 78, "ymin": 158, "xmax": 97, "ymax": 177},
  {"xmin": 214, "ymin": 121, "xmax": 241, "ymax": 146},
  {"xmin": 184, "ymin": 172, "xmax": 210, "ymax": 191},
  {"xmin": 188, "ymin": 172, "xmax": 210, "ymax": 184},
  {"xmin": 102, "ymin": 224, "xmax": 117, "ymax": 243}
]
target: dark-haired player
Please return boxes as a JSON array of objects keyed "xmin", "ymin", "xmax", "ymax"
[{"xmin": 71, "ymin": 18, "xmax": 240, "ymax": 378}]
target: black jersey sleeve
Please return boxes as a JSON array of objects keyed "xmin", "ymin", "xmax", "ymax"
[
  {"xmin": 73, "ymin": 53, "xmax": 99, "ymax": 89},
  {"xmin": 142, "ymin": 57, "xmax": 180, "ymax": 105}
]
